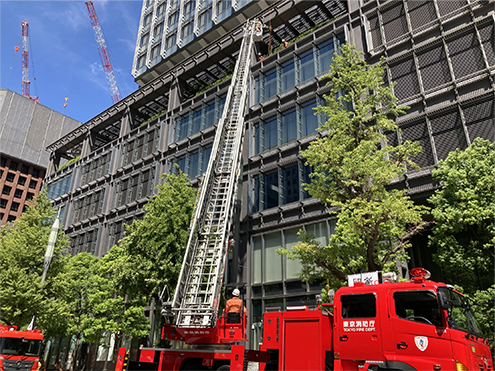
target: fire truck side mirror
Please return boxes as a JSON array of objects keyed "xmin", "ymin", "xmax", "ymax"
[{"xmin": 437, "ymin": 291, "xmax": 449, "ymax": 310}]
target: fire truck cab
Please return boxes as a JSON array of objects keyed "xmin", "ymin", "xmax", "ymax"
[
  {"xmin": 0, "ymin": 324, "xmax": 43, "ymax": 371},
  {"xmin": 260, "ymin": 268, "xmax": 493, "ymax": 371}
]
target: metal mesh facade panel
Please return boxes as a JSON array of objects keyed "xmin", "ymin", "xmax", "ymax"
[
  {"xmin": 447, "ymin": 30, "xmax": 484, "ymax": 79},
  {"xmin": 407, "ymin": 1, "xmax": 437, "ymax": 31},
  {"xmin": 368, "ymin": 13, "xmax": 383, "ymax": 49},
  {"xmin": 401, "ymin": 121, "xmax": 434, "ymax": 168},
  {"xmin": 479, "ymin": 22, "xmax": 495, "ymax": 67},
  {"xmin": 381, "ymin": 3, "xmax": 408, "ymax": 43},
  {"xmin": 390, "ymin": 56, "xmax": 420, "ymax": 100},
  {"xmin": 436, "ymin": 0, "xmax": 467, "ymax": 18},
  {"xmin": 417, "ymin": 44, "xmax": 451, "ymax": 91},
  {"xmin": 463, "ymin": 98, "xmax": 495, "ymax": 142},
  {"xmin": 430, "ymin": 110, "xmax": 468, "ymax": 160}
]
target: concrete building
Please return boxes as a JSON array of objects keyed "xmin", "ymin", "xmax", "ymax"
[
  {"xmin": 44, "ymin": 0, "xmax": 495, "ymax": 343},
  {"xmin": 0, "ymin": 89, "xmax": 80, "ymax": 225}
]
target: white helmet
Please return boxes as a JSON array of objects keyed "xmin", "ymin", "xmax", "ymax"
[{"xmin": 232, "ymin": 288, "xmax": 240, "ymax": 297}]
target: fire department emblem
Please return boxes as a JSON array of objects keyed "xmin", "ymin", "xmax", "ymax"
[{"xmin": 414, "ymin": 336, "xmax": 428, "ymax": 351}]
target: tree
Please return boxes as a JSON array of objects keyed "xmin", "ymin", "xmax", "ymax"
[
  {"xmin": 92, "ymin": 171, "xmax": 196, "ymax": 349},
  {"xmin": 60, "ymin": 253, "xmax": 99, "ymax": 371},
  {"xmin": 428, "ymin": 137, "xmax": 494, "ymax": 294},
  {"xmin": 114, "ymin": 171, "xmax": 196, "ymax": 302},
  {"xmin": 0, "ymin": 192, "xmax": 70, "ymax": 338},
  {"xmin": 80, "ymin": 247, "xmax": 150, "ymax": 370},
  {"xmin": 280, "ymin": 44, "xmax": 429, "ymax": 288}
]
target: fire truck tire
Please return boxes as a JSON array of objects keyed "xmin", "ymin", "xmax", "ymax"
[{"xmin": 216, "ymin": 366, "xmax": 230, "ymax": 371}]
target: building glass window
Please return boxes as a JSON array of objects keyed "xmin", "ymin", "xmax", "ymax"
[
  {"xmin": 198, "ymin": 9, "xmax": 212, "ymax": 28},
  {"xmin": 318, "ymin": 39, "xmax": 334, "ymax": 74},
  {"xmin": 218, "ymin": 94, "xmax": 226, "ymax": 116},
  {"xmin": 281, "ymin": 59, "xmax": 295, "ymax": 91},
  {"xmin": 264, "ymin": 69, "xmax": 277, "ymax": 100},
  {"xmin": 18, "ymin": 176, "xmax": 26, "ymax": 186},
  {"xmin": 201, "ymin": 145, "xmax": 212, "ymax": 174},
  {"xmin": 306, "ymin": 221, "xmax": 328, "ymax": 246},
  {"xmin": 252, "ymin": 235, "xmax": 262, "ymax": 284},
  {"xmin": 205, "ymin": 101, "xmax": 215, "ymax": 127},
  {"xmin": 282, "ymin": 164, "xmax": 299, "ymax": 204},
  {"xmin": 263, "ymin": 116, "xmax": 278, "ymax": 151},
  {"xmin": 156, "ymin": 3, "xmax": 166, "ymax": 16},
  {"xmin": 253, "ymin": 74, "xmax": 262, "ymax": 105},
  {"xmin": 168, "ymin": 11, "xmax": 179, "ymax": 27},
  {"xmin": 181, "ymin": 21, "xmax": 194, "ymax": 38},
  {"xmin": 189, "ymin": 150, "xmax": 199, "ymax": 179},
  {"xmin": 252, "ymin": 174, "xmax": 260, "ymax": 213},
  {"xmin": 154, "ymin": 23, "xmax": 164, "ymax": 38},
  {"xmin": 175, "ymin": 115, "xmax": 190, "ymax": 141},
  {"xmin": 21, "ymin": 165, "xmax": 29, "ymax": 174},
  {"xmin": 299, "ymin": 49, "xmax": 315, "ymax": 82},
  {"xmin": 46, "ymin": 174, "xmax": 72, "ymax": 200},
  {"xmin": 150, "ymin": 43, "xmax": 161, "ymax": 60},
  {"xmin": 284, "ymin": 228, "xmax": 302, "ymax": 279},
  {"xmin": 140, "ymin": 33, "xmax": 150, "ymax": 47},
  {"xmin": 301, "ymin": 99, "xmax": 318, "ymax": 137},
  {"xmin": 143, "ymin": 13, "xmax": 152, "ymax": 26},
  {"xmin": 264, "ymin": 170, "xmax": 279, "ymax": 209},
  {"xmin": 281, "ymin": 108, "xmax": 297, "ymax": 144},
  {"xmin": 192, "ymin": 108, "xmax": 202, "ymax": 133},
  {"xmin": 216, "ymin": 0, "xmax": 229, "ymax": 15},
  {"xmin": 302, "ymin": 163, "xmax": 312, "ymax": 199},
  {"xmin": 183, "ymin": 0, "xmax": 195, "ymax": 19},
  {"xmin": 165, "ymin": 33, "xmax": 177, "ymax": 50},
  {"xmin": 265, "ymin": 232, "xmax": 283, "ymax": 282},
  {"xmin": 136, "ymin": 55, "xmax": 146, "ymax": 69}
]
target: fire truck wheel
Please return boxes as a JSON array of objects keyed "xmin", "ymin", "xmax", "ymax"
[{"xmin": 216, "ymin": 366, "xmax": 230, "ymax": 371}]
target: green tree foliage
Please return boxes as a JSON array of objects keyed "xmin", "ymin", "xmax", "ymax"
[
  {"xmin": 0, "ymin": 192, "xmax": 70, "ymax": 338},
  {"xmin": 280, "ymin": 44, "xmax": 429, "ymax": 288},
  {"xmin": 60, "ymin": 253, "xmax": 98, "ymax": 371},
  {"xmin": 429, "ymin": 137, "xmax": 494, "ymax": 302},
  {"xmin": 114, "ymin": 171, "xmax": 197, "ymax": 301},
  {"xmin": 80, "ymin": 247, "xmax": 150, "ymax": 367},
  {"xmin": 470, "ymin": 285, "xmax": 495, "ymax": 342}
]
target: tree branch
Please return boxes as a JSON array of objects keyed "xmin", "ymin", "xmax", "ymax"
[{"xmin": 381, "ymin": 221, "xmax": 435, "ymax": 264}]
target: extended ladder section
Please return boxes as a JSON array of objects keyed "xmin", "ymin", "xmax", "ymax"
[{"xmin": 172, "ymin": 21, "xmax": 257, "ymax": 328}]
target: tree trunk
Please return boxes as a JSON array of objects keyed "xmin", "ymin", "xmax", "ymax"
[{"xmin": 69, "ymin": 334, "xmax": 80, "ymax": 371}]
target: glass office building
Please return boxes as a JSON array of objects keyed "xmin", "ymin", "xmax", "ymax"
[{"xmin": 45, "ymin": 0, "xmax": 495, "ymax": 347}]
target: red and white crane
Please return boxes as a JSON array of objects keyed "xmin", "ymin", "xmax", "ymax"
[
  {"xmin": 85, "ymin": 1, "xmax": 121, "ymax": 104},
  {"xmin": 21, "ymin": 20, "xmax": 38, "ymax": 103}
]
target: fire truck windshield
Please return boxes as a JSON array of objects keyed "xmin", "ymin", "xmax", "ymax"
[
  {"xmin": 439, "ymin": 287, "xmax": 483, "ymax": 337},
  {"xmin": 0, "ymin": 337, "xmax": 42, "ymax": 357}
]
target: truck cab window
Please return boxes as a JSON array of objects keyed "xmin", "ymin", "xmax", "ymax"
[
  {"xmin": 341, "ymin": 293, "xmax": 376, "ymax": 318},
  {"xmin": 394, "ymin": 290, "xmax": 442, "ymax": 326},
  {"xmin": 438, "ymin": 287, "xmax": 483, "ymax": 336}
]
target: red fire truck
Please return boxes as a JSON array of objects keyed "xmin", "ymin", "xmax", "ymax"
[
  {"xmin": 0, "ymin": 324, "xmax": 43, "ymax": 371},
  {"xmin": 260, "ymin": 268, "xmax": 493, "ymax": 371}
]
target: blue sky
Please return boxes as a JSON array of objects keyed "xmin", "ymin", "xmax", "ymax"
[{"xmin": 1, "ymin": 0, "xmax": 143, "ymax": 124}]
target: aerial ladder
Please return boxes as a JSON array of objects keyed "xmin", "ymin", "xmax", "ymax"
[
  {"xmin": 172, "ymin": 19, "xmax": 257, "ymax": 331},
  {"xmin": 115, "ymin": 19, "xmax": 269, "ymax": 371}
]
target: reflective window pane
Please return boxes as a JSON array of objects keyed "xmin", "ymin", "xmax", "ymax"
[{"xmin": 265, "ymin": 232, "xmax": 282, "ymax": 282}]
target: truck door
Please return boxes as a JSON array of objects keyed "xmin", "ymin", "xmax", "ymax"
[
  {"xmin": 335, "ymin": 293, "xmax": 383, "ymax": 362},
  {"xmin": 391, "ymin": 290, "xmax": 454, "ymax": 370}
]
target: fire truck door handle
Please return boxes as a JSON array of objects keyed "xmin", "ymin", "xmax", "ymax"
[
  {"xmin": 339, "ymin": 335, "xmax": 349, "ymax": 341},
  {"xmin": 397, "ymin": 342, "xmax": 408, "ymax": 350}
]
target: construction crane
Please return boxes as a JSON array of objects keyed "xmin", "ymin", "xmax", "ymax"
[
  {"xmin": 21, "ymin": 20, "xmax": 38, "ymax": 103},
  {"xmin": 85, "ymin": 1, "xmax": 121, "ymax": 104}
]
